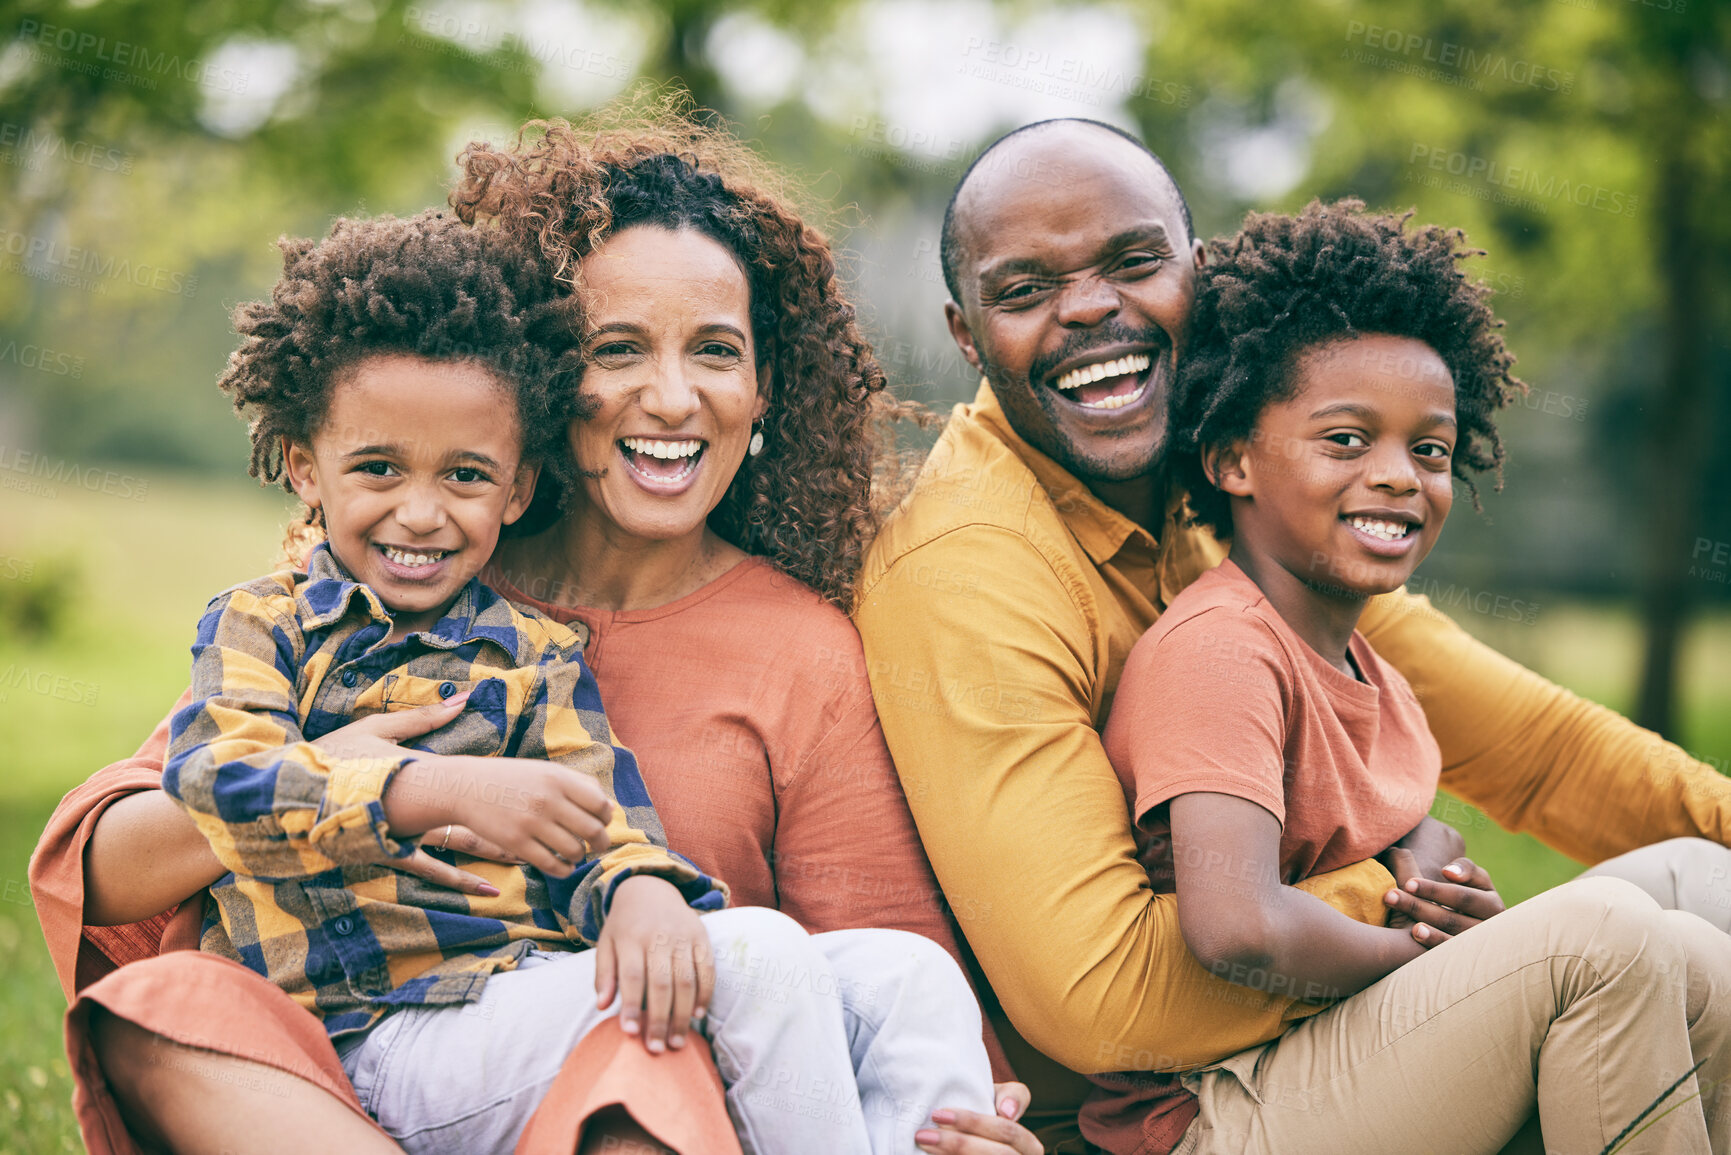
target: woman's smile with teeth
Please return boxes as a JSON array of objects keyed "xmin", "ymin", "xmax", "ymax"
[
  {"xmin": 1345, "ymin": 516, "xmax": 1414, "ymax": 541},
  {"xmin": 621, "ymin": 437, "xmax": 704, "ymax": 460},
  {"xmin": 379, "ymin": 545, "xmax": 450, "ymax": 568}
]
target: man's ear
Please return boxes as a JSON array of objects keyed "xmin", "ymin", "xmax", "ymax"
[
  {"xmin": 1203, "ymin": 439, "xmax": 1253, "ymax": 499},
  {"xmin": 1190, "ymin": 237, "xmax": 1207, "ymax": 270},
  {"xmin": 283, "ymin": 438, "xmax": 322, "ymax": 510},
  {"xmin": 944, "ymin": 302, "xmax": 984, "ymax": 374},
  {"xmin": 502, "ymin": 461, "xmax": 541, "ymax": 527}
]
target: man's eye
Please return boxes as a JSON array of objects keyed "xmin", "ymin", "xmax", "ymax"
[
  {"xmin": 1414, "ymin": 442, "xmax": 1452, "ymax": 460},
  {"xmin": 1115, "ymin": 253, "xmax": 1162, "ymax": 273},
  {"xmin": 996, "ymin": 282, "xmax": 1045, "ymax": 302}
]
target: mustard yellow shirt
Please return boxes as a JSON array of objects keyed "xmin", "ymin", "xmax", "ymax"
[{"xmin": 855, "ymin": 380, "xmax": 1731, "ymax": 1128}]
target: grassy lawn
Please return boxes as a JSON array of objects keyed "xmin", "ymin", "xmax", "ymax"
[{"xmin": 0, "ymin": 477, "xmax": 1726, "ymax": 1152}]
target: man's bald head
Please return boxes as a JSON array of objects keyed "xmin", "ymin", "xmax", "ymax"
[{"xmin": 940, "ymin": 119, "xmax": 1193, "ymax": 307}]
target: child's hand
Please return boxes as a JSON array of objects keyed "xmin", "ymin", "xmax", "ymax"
[
  {"xmin": 381, "ymin": 752, "xmax": 613, "ymax": 878},
  {"xmin": 594, "ymin": 875, "xmax": 713, "ymax": 1054},
  {"xmin": 1383, "ymin": 851, "xmax": 1505, "ymax": 946}
]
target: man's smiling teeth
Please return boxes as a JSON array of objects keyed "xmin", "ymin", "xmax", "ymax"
[
  {"xmin": 1053, "ymin": 353, "xmax": 1152, "ymax": 393},
  {"xmin": 621, "ymin": 437, "xmax": 703, "ymax": 460},
  {"xmin": 381, "ymin": 546, "xmax": 449, "ymax": 568},
  {"xmin": 1346, "ymin": 517, "xmax": 1414, "ymax": 542}
]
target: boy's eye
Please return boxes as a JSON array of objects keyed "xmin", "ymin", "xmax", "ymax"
[
  {"xmin": 356, "ymin": 461, "xmax": 395, "ymax": 477},
  {"xmin": 1326, "ymin": 432, "xmax": 1368, "ymax": 448},
  {"xmin": 450, "ymin": 467, "xmax": 490, "ymax": 484},
  {"xmin": 1414, "ymin": 442, "xmax": 1452, "ymax": 460}
]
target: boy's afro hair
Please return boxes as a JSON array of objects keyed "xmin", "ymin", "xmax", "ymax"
[
  {"xmin": 1170, "ymin": 198, "xmax": 1527, "ymax": 538},
  {"xmin": 217, "ymin": 209, "xmax": 588, "ymax": 535}
]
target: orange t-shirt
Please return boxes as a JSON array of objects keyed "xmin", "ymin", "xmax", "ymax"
[
  {"xmin": 1082, "ymin": 559, "xmax": 1442, "ymax": 1155},
  {"xmin": 1103, "ymin": 556, "xmax": 1441, "ymax": 895}
]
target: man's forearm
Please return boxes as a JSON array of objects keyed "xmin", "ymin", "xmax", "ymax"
[{"xmin": 83, "ymin": 788, "xmax": 225, "ymax": 926}]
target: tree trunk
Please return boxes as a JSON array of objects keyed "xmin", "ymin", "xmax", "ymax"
[{"xmin": 1633, "ymin": 135, "xmax": 1710, "ymax": 739}]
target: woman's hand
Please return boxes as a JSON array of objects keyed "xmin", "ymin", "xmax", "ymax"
[
  {"xmin": 915, "ymin": 1082, "xmax": 1041, "ymax": 1154},
  {"xmin": 316, "ymin": 696, "xmax": 608, "ymax": 887},
  {"xmin": 1383, "ymin": 853, "xmax": 1505, "ymax": 946},
  {"xmin": 594, "ymin": 875, "xmax": 714, "ymax": 1055}
]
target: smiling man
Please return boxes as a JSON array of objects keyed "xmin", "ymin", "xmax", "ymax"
[{"xmin": 853, "ymin": 119, "xmax": 1731, "ymax": 1152}]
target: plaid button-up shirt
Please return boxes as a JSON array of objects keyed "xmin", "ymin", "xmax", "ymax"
[{"xmin": 165, "ymin": 544, "xmax": 725, "ymax": 1037}]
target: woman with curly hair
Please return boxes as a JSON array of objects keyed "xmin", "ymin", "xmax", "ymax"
[
  {"xmin": 32, "ymin": 108, "xmax": 1041, "ymax": 1155},
  {"xmin": 1084, "ymin": 199, "xmax": 1731, "ymax": 1155}
]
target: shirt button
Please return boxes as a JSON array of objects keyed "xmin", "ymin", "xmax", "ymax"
[
  {"xmin": 438, "ymin": 681, "xmax": 458, "ymax": 699},
  {"xmin": 341, "ymin": 670, "xmax": 359, "ymax": 688},
  {"xmin": 332, "ymin": 917, "xmax": 354, "ymax": 936}
]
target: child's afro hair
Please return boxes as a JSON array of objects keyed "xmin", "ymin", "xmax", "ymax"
[
  {"xmin": 217, "ymin": 209, "xmax": 588, "ymax": 537},
  {"xmin": 1170, "ymin": 198, "xmax": 1527, "ymax": 539}
]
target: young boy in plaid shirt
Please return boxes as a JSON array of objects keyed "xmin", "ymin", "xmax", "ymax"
[{"xmin": 165, "ymin": 210, "xmax": 992, "ymax": 1154}]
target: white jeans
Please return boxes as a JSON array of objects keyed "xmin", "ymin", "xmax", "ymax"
[{"xmin": 333, "ymin": 907, "xmax": 994, "ymax": 1155}]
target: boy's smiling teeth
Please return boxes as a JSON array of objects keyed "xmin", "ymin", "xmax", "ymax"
[
  {"xmin": 1053, "ymin": 353, "xmax": 1152, "ymax": 394},
  {"xmin": 1345, "ymin": 516, "xmax": 1414, "ymax": 542},
  {"xmin": 621, "ymin": 437, "xmax": 704, "ymax": 460},
  {"xmin": 380, "ymin": 545, "xmax": 450, "ymax": 568}
]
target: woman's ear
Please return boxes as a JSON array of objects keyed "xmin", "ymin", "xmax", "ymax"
[
  {"xmin": 283, "ymin": 438, "xmax": 322, "ymax": 510},
  {"xmin": 753, "ymin": 363, "xmax": 772, "ymax": 422},
  {"xmin": 1204, "ymin": 440, "xmax": 1254, "ymax": 499},
  {"xmin": 502, "ymin": 461, "xmax": 541, "ymax": 527}
]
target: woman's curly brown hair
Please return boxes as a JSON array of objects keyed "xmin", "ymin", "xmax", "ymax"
[
  {"xmin": 217, "ymin": 209, "xmax": 589, "ymax": 560},
  {"xmin": 451, "ymin": 98, "xmax": 918, "ymax": 607},
  {"xmin": 1171, "ymin": 198, "xmax": 1527, "ymax": 538}
]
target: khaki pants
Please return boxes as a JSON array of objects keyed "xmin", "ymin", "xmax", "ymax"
[{"xmin": 1173, "ymin": 841, "xmax": 1731, "ymax": 1155}]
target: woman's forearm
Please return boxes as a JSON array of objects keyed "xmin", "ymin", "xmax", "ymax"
[{"xmin": 83, "ymin": 789, "xmax": 226, "ymax": 925}]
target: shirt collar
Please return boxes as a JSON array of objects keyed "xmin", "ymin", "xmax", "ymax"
[
  {"xmin": 297, "ymin": 543, "xmax": 529, "ymax": 660},
  {"xmin": 968, "ymin": 378, "xmax": 1170, "ymax": 567}
]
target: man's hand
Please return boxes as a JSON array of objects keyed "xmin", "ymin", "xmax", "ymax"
[
  {"xmin": 1380, "ymin": 815, "xmax": 1466, "ymax": 885},
  {"xmin": 1383, "ymin": 852, "xmax": 1505, "ymax": 946},
  {"xmin": 595, "ymin": 875, "xmax": 713, "ymax": 1055}
]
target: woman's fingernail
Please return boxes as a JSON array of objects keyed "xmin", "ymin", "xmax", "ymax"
[
  {"xmin": 1000, "ymin": 1097, "xmax": 1018, "ymax": 1117},
  {"xmin": 930, "ymin": 1109, "xmax": 956, "ymax": 1125},
  {"xmin": 692, "ymin": 1007, "xmax": 707, "ymax": 1020},
  {"xmin": 621, "ymin": 1016, "xmax": 638, "ymax": 1034},
  {"xmin": 915, "ymin": 1131, "xmax": 941, "ymax": 1147},
  {"xmin": 670, "ymin": 1034, "xmax": 685, "ymax": 1048},
  {"xmin": 476, "ymin": 883, "xmax": 500, "ymax": 896},
  {"xmin": 647, "ymin": 1038, "xmax": 664, "ymax": 1054}
]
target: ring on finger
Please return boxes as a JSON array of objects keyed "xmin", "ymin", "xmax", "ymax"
[{"xmin": 438, "ymin": 825, "xmax": 453, "ymax": 851}]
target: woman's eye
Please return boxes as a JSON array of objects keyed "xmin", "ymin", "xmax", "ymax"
[
  {"xmin": 450, "ymin": 467, "xmax": 490, "ymax": 484},
  {"xmin": 697, "ymin": 342, "xmax": 742, "ymax": 359},
  {"xmin": 589, "ymin": 341, "xmax": 638, "ymax": 360}
]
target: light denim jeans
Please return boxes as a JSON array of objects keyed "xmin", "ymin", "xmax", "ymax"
[{"xmin": 333, "ymin": 906, "xmax": 994, "ymax": 1155}]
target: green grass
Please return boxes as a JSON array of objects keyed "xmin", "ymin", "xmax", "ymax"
[{"xmin": 0, "ymin": 476, "xmax": 1727, "ymax": 1151}]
